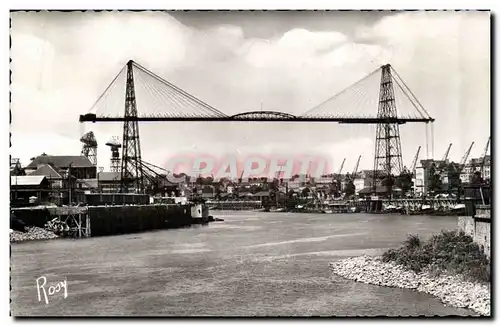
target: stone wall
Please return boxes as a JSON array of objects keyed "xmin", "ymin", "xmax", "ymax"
[
  {"xmin": 475, "ymin": 221, "xmax": 491, "ymax": 258},
  {"xmin": 457, "ymin": 216, "xmax": 475, "ymax": 237},
  {"xmin": 475, "ymin": 205, "xmax": 491, "ymax": 258},
  {"xmin": 458, "ymin": 205, "xmax": 491, "ymax": 259}
]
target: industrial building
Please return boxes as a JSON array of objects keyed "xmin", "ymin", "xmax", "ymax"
[
  {"xmin": 97, "ymin": 171, "xmax": 121, "ymax": 193},
  {"xmin": 20, "ymin": 154, "xmax": 98, "ymax": 204},
  {"xmin": 25, "ymin": 154, "xmax": 96, "ymax": 179},
  {"xmin": 414, "ymin": 154, "xmax": 491, "ymax": 196},
  {"xmin": 11, "ymin": 175, "xmax": 51, "ymax": 206}
]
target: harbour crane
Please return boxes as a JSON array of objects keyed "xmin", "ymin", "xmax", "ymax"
[
  {"xmin": 80, "ymin": 131, "xmax": 98, "ymax": 166},
  {"xmin": 408, "ymin": 146, "xmax": 421, "ymax": 197},
  {"xmin": 410, "ymin": 146, "xmax": 421, "ymax": 176},
  {"xmin": 442, "ymin": 143, "xmax": 452, "ymax": 162},
  {"xmin": 352, "ymin": 155, "xmax": 361, "ymax": 178},
  {"xmin": 437, "ymin": 143, "xmax": 453, "ymax": 174},
  {"xmin": 129, "ymin": 158, "xmax": 172, "ymax": 195},
  {"xmin": 458, "ymin": 142, "xmax": 474, "ymax": 174},
  {"xmin": 338, "ymin": 158, "xmax": 346, "ymax": 175},
  {"xmin": 238, "ymin": 170, "xmax": 244, "ymax": 184},
  {"xmin": 332, "ymin": 158, "xmax": 346, "ymax": 191},
  {"xmin": 105, "ymin": 137, "xmax": 122, "ymax": 173},
  {"xmin": 480, "ymin": 137, "xmax": 491, "ymax": 179},
  {"xmin": 436, "ymin": 143, "xmax": 452, "ymax": 175}
]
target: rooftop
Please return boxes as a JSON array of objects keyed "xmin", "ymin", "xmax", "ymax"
[
  {"xmin": 98, "ymin": 172, "xmax": 121, "ymax": 182},
  {"xmin": 78, "ymin": 179, "xmax": 98, "ymax": 189},
  {"xmin": 11, "ymin": 175, "xmax": 47, "ymax": 186},
  {"xmin": 28, "ymin": 164, "xmax": 63, "ymax": 179},
  {"xmin": 26, "ymin": 154, "xmax": 94, "ymax": 169}
]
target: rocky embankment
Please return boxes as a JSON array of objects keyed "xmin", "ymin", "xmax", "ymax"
[
  {"xmin": 330, "ymin": 256, "xmax": 490, "ymax": 316},
  {"xmin": 10, "ymin": 227, "xmax": 59, "ymax": 243}
]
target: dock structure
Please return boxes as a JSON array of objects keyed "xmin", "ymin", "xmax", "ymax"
[
  {"xmin": 207, "ymin": 200, "xmax": 263, "ymax": 211},
  {"xmin": 363, "ymin": 197, "xmax": 465, "ymax": 214},
  {"xmin": 48, "ymin": 206, "xmax": 91, "ymax": 238},
  {"xmin": 385, "ymin": 198, "xmax": 460, "ymax": 210},
  {"xmin": 13, "ymin": 205, "xmax": 91, "ymax": 238},
  {"xmin": 12, "ymin": 203, "xmax": 195, "ymax": 238}
]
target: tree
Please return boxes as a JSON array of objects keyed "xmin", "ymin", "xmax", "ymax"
[
  {"xmin": 262, "ymin": 178, "xmax": 268, "ymax": 190},
  {"xmin": 381, "ymin": 175, "xmax": 395, "ymax": 187},
  {"xmin": 215, "ymin": 186, "xmax": 222, "ymax": 200},
  {"xmin": 470, "ymin": 171, "xmax": 484, "ymax": 185},
  {"xmin": 268, "ymin": 179, "xmax": 279, "ymax": 196},
  {"xmin": 427, "ymin": 164, "xmax": 443, "ymax": 194},
  {"xmin": 445, "ymin": 162, "xmax": 462, "ymax": 195},
  {"xmin": 396, "ymin": 172, "xmax": 413, "ymax": 195},
  {"xmin": 329, "ymin": 183, "xmax": 340, "ymax": 198},
  {"xmin": 344, "ymin": 180, "xmax": 356, "ymax": 197},
  {"xmin": 470, "ymin": 161, "xmax": 478, "ymax": 175}
]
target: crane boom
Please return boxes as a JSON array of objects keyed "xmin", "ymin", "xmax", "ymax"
[
  {"xmin": 338, "ymin": 158, "xmax": 346, "ymax": 174},
  {"xmin": 459, "ymin": 142, "xmax": 474, "ymax": 173},
  {"xmin": 352, "ymin": 155, "xmax": 361, "ymax": 177},
  {"xmin": 442, "ymin": 143, "xmax": 452, "ymax": 162},
  {"xmin": 410, "ymin": 146, "xmax": 421, "ymax": 174},
  {"xmin": 481, "ymin": 137, "xmax": 490, "ymax": 164},
  {"xmin": 238, "ymin": 170, "xmax": 244, "ymax": 184},
  {"xmin": 480, "ymin": 136, "xmax": 491, "ymax": 178}
]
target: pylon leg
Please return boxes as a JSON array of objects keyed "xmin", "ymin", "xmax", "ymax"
[{"xmin": 373, "ymin": 64, "xmax": 404, "ymax": 198}]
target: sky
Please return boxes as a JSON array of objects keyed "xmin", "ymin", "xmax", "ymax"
[{"xmin": 10, "ymin": 10, "xmax": 491, "ymax": 174}]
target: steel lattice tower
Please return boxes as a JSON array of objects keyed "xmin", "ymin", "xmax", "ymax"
[
  {"xmin": 80, "ymin": 131, "xmax": 98, "ymax": 166},
  {"xmin": 120, "ymin": 60, "xmax": 144, "ymax": 193},
  {"xmin": 106, "ymin": 136, "xmax": 121, "ymax": 173},
  {"xmin": 373, "ymin": 64, "xmax": 404, "ymax": 194}
]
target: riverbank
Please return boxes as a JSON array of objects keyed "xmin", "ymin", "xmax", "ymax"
[
  {"xmin": 329, "ymin": 255, "xmax": 490, "ymax": 316},
  {"xmin": 10, "ymin": 227, "xmax": 59, "ymax": 243}
]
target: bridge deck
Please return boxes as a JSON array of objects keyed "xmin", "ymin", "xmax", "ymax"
[{"xmin": 79, "ymin": 114, "xmax": 434, "ymax": 124}]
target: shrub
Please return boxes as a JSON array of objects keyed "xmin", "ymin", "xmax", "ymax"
[
  {"xmin": 382, "ymin": 249, "xmax": 399, "ymax": 262},
  {"xmin": 404, "ymin": 234, "xmax": 421, "ymax": 250},
  {"xmin": 382, "ymin": 230, "xmax": 490, "ymax": 283}
]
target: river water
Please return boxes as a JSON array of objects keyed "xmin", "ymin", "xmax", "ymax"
[{"xmin": 11, "ymin": 211, "xmax": 474, "ymax": 316}]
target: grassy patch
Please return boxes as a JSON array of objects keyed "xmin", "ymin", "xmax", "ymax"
[{"xmin": 382, "ymin": 230, "xmax": 490, "ymax": 283}]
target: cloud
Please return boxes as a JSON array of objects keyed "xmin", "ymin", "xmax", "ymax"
[
  {"xmin": 364, "ymin": 11, "xmax": 490, "ymax": 160},
  {"xmin": 10, "ymin": 11, "xmax": 490, "ymax": 172}
]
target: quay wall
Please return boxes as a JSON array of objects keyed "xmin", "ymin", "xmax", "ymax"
[
  {"xmin": 87, "ymin": 204, "xmax": 192, "ymax": 236},
  {"xmin": 12, "ymin": 204, "xmax": 193, "ymax": 237},
  {"xmin": 10, "ymin": 206, "xmax": 88, "ymax": 228},
  {"xmin": 209, "ymin": 201, "xmax": 262, "ymax": 211},
  {"xmin": 457, "ymin": 205, "xmax": 491, "ymax": 259}
]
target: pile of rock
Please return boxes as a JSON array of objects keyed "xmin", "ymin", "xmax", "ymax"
[
  {"xmin": 330, "ymin": 256, "xmax": 490, "ymax": 316},
  {"xmin": 44, "ymin": 218, "xmax": 70, "ymax": 236},
  {"xmin": 10, "ymin": 227, "xmax": 59, "ymax": 243}
]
